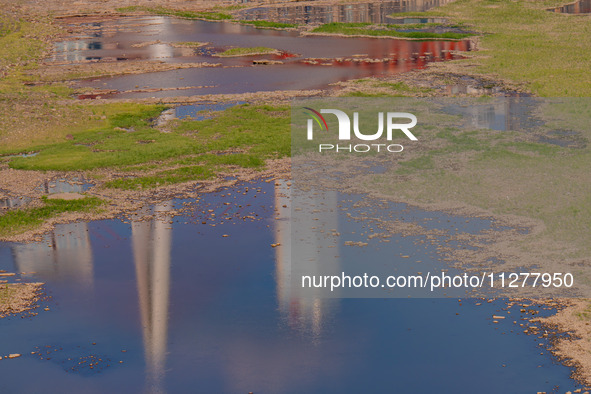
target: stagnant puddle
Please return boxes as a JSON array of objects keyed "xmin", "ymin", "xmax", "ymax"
[
  {"xmin": 0, "ymin": 179, "xmax": 582, "ymax": 392},
  {"xmin": 441, "ymin": 97, "xmax": 586, "ymax": 148},
  {"xmin": 155, "ymin": 101, "xmax": 244, "ymax": 125},
  {"xmin": 0, "ymin": 196, "xmax": 31, "ymax": 210},
  {"xmin": 34, "ymin": 177, "xmax": 94, "ymax": 195},
  {"xmin": 50, "ymin": 16, "xmax": 470, "ymax": 98},
  {"xmin": 237, "ymin": 0, "xmax": 455, "ymax": 24}
]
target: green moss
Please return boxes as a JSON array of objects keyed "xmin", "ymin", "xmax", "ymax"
[
  {"xmin": 239, "ymin": 20, "xmax": 298, "ymax": 29},
  {"xmin": 343, "ymin": 91, "xmax": 405, "ymax": 97},
  {"xmin": 7, "ymin": 104, "xmax": 289, "ymax": 187},
  {"xmin": 0, "ymin": 196, "xmax": 104, "ymax": 236},
  {"xmin": 170, "ymin": 41, "xmax": 208, "ymax": 48},
  {"xmin": 0, "ymin": 17, "xmax": 57, "ymax": 73},
  {"xmin": 346, "ymin": 80, "xmax": 434, "ymax": 97},
  {"xmin": 217, "ymin": 46, "xmax": 278, "ymax": 57},
  {"xmin": 105, "ymin": 165, "xmax": 215, "ymax": 190},
  {"xmin": 397, "ymin": 155, "xmax": 435, "ymax": 174},
  {"xmin": 312, "ymin": 22, "xmax": 472, "ymax": 39}
]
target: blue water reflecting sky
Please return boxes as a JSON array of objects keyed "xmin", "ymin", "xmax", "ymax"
[{"xmin": 0, "ymin": 180, "xmax": 580, "ymax": 393}]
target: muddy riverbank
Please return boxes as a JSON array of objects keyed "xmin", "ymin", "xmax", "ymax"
[
  {"xmin": 0, "ymin": 157, "xmax": 290, "ymax": 243},
  {"xmin": 0, "ymin": 282, "xmax": 44, "ymax": 318}
]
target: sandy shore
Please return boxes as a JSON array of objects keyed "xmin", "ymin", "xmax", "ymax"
[
  {"xmin": 0, "ymin": 282, "xmax": 44, "ymax": 318},
  {"xmin": 539, "ymin": 299, "xmax": 591, "ymax": 386}
]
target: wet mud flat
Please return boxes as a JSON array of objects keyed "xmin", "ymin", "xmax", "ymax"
[{"xmin": 0, "ymin": 179, "xmax": 585, "ymax": 393}]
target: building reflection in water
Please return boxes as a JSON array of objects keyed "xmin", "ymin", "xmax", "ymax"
[
  {"xmin": 131, "ymin": 203, "xmax": 173, "ymax": 394},
  {"xmin": 448, "ymin": 98, "xmax": 532, "ymax": 132},
  {"xmin": 12, "ymin": 222, "xmax": 94, "ymax": 290},
  {"xmin": 8, "ymin": 180, "xmax": 341, "ymax": 388},
  {"xmin": 239, "ymin": 0, "xmax": 455, "ymax": 24},
  {"xmin": 10, "ymin": 179, "xmax": 95, "ymax": 289},
  {"xmin": 50, "ymin": 16, "xmax": 177, "ymax": 63},
  {"xmin": 548, "ymin": 0, "xmax": 591, "ymax": 14},
  {"xmin": 274, "ymin": 180, "xmax": 340, "ymax": 340}
]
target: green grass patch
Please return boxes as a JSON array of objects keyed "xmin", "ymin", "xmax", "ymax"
[
  {"xmin": 105, "ymin": 165, "xmax": 215, "ymax": 190},
  {"xmin": 342, "ymin": 91, "xmax": 405, "ymax": 98},
  {"xmin": 435, "ymin": 0, "xmax": 591, "ymax": 96},
  {"xmin": 106, "ymin": 153, "xmax": 265, "ymax": 190},
  {"xmin": 170, "ymin": 41, "xmax": 208, "ymax": 48},
  {"xmin": 343, "ymin": 80, "xmax": 434, "ymax": 97},
  {"xmin": 116, "ymin": 6, "xmax": 232, "ymax": 20},
  {"xmin": 312, "ymin": 22, "xmax": 472, "ymax": 39},
  {"xmin": 8, "ymin": 104, "xmax": 289, "ymax": 187},
  {"xmin": 239, "ymin": 20, "xmax": 298, "ymax": 29},
  {"xmin": 0, "ymin": 196, "xmax": 103, "ymax": 236},
  {"xmin": 389, "ymin": 11, "xmax": 447, "ymax": 17},
  {"xmin": 397, "ymin": 155, "xmax": 435, "ymax": 174},
  {"xmin": 0, "ymin": 14, "xmax": 60, "ymax": 80},
  {"xmin": 217, "ymin": 46, "xmax": 278, "ymax": 57},
  {"xmin": 174, "ymin": 153, "xmax": 265, "ymax": 168},
  {"xmin": 375, "ymin": 81, "xmax": 434, "ymax": 95},
  {"xmin": 212, "ymin": 4, "xmax": 248, "ymax": 11}
]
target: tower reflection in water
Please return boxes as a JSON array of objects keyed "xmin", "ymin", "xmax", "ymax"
[
  {"xmin": 274, "ymin": 179, "xmax": 340, "ymax": 340},
  {"xmin": 131, "ymin": 203, "xmax": 173, "ymax": 394},
  {"xmin": 8, "ymin": 181, "xmax": 341, "ymax": 389}
]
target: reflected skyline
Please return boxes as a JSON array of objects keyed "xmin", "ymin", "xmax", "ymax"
[
  {"xmin": 132, "ymin": 203, "xmax": 173, "ymax": 394},
  {"xmin": 12, "ymin": 222, "xmax": 94, "ymax": 289},
  {"xmin": 6, "ymin": 183, "xmax": 339, "ymax": 390},
  {"xmin": 275, "ymin": 180, "xmax": 340, "ymax": 339},
  {"xmin": 0, "ymin": 178, "xmax": 580, "ymax": 393},
  {"xmin": 238, "ymin": 0, "xmax": 456, "ymax": 24}
]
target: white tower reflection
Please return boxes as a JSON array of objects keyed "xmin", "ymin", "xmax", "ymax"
[
  {"xmin": 131, "ymin": 203, "xmax": 173, "ymax": 394},
  {"xmin": 274, "ymin": 180, "xmax": 340, "ymax": 339}
]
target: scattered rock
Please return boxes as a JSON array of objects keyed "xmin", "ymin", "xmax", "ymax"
[
  {"xmin": 253, "ymin": 59, "xmax": 283, "ymax": 65},
  {"xmin": 344, "ymin": 241, "xmax": 368, "ymax": 247}
]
